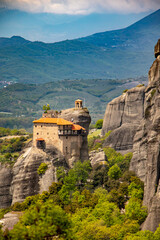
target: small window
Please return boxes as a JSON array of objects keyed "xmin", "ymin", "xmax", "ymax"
[
  {"xmin": 35, "ymin": 125, "xmax": 37, "ymax": 127},
  {"xmin": 66, "ymin": 136, "xmax": 68, "ymax": 139},
  {"xmin": 66, "ymin": 147, "xmax": 68, "ymax": 153},
  {"xmin": 47, "ymin": 132, "xmax": 49, "ymax": 135},
  {"xmin": 41, "ymin": 125, "xmax": 43, "ymax": 127},
  {"xmin": 37, "ymin": 133, "xmax": 39, "ymax": 135}
]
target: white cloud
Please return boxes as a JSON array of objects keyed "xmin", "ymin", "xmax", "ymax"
[{"xmin": 1, "ymin": 0, "xmax": 160, "ymax": 14}]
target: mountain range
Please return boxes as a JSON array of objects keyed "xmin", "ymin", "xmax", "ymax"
[
  {"xmin": 0, "ymin": 9, "xmax": 160, "ymax": 83},
  {"xmin": 0, "ymin": 8, "xmax": 149, "ymax": 43}
]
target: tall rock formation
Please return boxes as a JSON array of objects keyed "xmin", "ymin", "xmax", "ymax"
[
  {"xmin": 59, "ymin": 107, "xmax": 91, "ymax": 161},
  {"xmin": 101, "ymin": 86, "xmax": 145, "ymax": 151},
  {"xmin": 11, "ymin": 146, "xmax": 66, "ymax": 205},
  {"xmin": 130, "ymin": 39, "xmax": 160, "ymax": 232},
  {"xmin": 0, "ymin": 104, "xmax": 91, "ymax": 208}
]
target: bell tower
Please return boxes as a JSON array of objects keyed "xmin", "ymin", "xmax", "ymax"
[{"xmin": 75, "ymin": 99, "xmax": 83, "ymax": 109}]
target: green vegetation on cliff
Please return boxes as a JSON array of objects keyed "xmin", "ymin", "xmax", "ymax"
[
  {"xmin": 0, "ymin": 146, "xmax": 151, "ymax": 239},
  {"xmin": 0, "ymin": 128, "xmax": 156, "ymax": 239},
  {"xmin": 0, "ymin": 128, "xmax": 30, "ymax": 164}
]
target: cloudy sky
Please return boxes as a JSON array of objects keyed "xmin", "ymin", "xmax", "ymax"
[
  {"xmin": 1, "ymin": 0, "xmax": 160, "ymax": 15},
  {"xmin": 0, "ymin": 0, "xmax": 159, "ymax": 42}
]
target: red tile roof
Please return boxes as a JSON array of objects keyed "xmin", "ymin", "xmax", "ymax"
[
  {"xmin": 72, "ymin": 124, "xmax": 85, "ymax": 130},
  {"xmin": 33, "ymin": 118, "xmax": 72, "ymax": 125},
  {"xmin": 33, "ymin": 117, "xmax": 85, "ymax": 130}
]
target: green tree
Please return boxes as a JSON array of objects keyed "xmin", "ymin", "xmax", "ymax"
[
  {"xmin": 128, "ymin": 182, "xmax": 144, "ymax": 200},
  {"xmin": 95, "ymin": 119, "xmax": 103, "ymax": 129},
  {"xmin": 37, "ymin": 163, "xmax": 48, "ymax": 175},
  {"xmin": 10, "ymin": 201, "xmax": 72, "ymax": 240},
  {"xmin": 125, "ymin": 230, "xmax": 154, "ymax": 240},
  {"xmin": 108, "ymin": 164, "xmax": 122, "ymax": 180},
  {"xmin": 58, "ymin": 161, "xmax": 91, "ymax": 204},
  {"xmin": 125, "ymin": 198, "xmax": 147, "ymax": 224},
  {"xmin": 154, "ymin": 224, "xmax": 160, "ymax": 240},
  {"xmin": 42, "ymin": 104, "xmax": 50, "ymax": 113}
]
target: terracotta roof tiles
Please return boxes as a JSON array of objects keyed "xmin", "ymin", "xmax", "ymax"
[{"xmin": 33, "ymin": 117, "xmax": 85, "ymax": 130}]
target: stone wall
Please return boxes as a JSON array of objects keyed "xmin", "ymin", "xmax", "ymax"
[{"xmin": 33, "ymin": 123, "xmax": 63, "ymax": 151}]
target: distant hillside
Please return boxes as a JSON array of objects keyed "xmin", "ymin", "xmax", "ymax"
[
  {"xmin": 0, "ymin": 10, "xmax": 159, "ymax": 83},
  {"xmin": 0, "ymin": 77, "xmax": 147, "ymax": 128}
]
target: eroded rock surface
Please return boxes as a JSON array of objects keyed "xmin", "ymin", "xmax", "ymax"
[
  {"xmin": 0, "ymin": 212, "xmax": 21, "ymax": 231},
  {"xmin": 130, "ymin": 43, "xmax": 160, "ymax": 231},
  {"xmin": 102, "ymin": 86, "xmax": 145, "ymax": 151},
  {"xmin": 89, "ymin": 149, "xmax": 107, "ymax": 168},
  {"xmin": 11, "ymin": 146, "xmax": 66, "ymax": 204},
  {"xmin": 0, "ymin": 164, "xmax": 12, "ymax": 208}
]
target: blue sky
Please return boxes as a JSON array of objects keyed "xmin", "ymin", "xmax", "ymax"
[{"xmin": 0, "ymin": 0, "xmax": 159, "ymax": 42}]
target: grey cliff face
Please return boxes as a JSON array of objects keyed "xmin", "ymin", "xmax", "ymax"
[
  {"xmin": 11, "ymin": 146, "xmax": 66, "ymax": 204},
  {"xmin": 130, "ymin": 41, "xmax": 160, "ymax": 232},
  {"xmin": 101, "ymin": 39, "xmax": 160, "ymax": 232},
  {"xmin": 0, "ymin": 164, "xmax": 12, "ymax": 208},
  {"xmin": 102, "ymin": 86, "xmax": 145, "ymax": 151},
  {"xmin": 89, "ymin": 149, "xmax": 108, "ymax": 168},
  {"xmin": 59, "ymin": 107, "xmax": 91, "ymax": 134}
]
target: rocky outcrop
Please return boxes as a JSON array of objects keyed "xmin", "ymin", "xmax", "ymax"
[
  {"xmin": 11, "ymin": 146, "xmax": 66, "ymax": 204},
  {"xmin": 89, "ymin": 149, "xmax": 108, "ymax": 168},
  {"xmin": 59, "ymin": 107, "xmax": 91, "ymax": 134},
  {"xmin": 103, "ymin": 123, "xmax": 138, "ymax": 151},
  {"xmin": 0, "ymin": 212, "xmax": 21, "ymax": 231},
  {"xmin": 130, "ymin": 40, "xmax": 160, "ymax": 232},
  {"xmin": 0, "ymin": 106, "xmax": 91, "ymax": 208},
  {"xmin": 0, "ymin": 143, "xmax": 67, "ymax": 207},
  {"xmin": 0, "ymin": 164, "xmax": 12, "ymax": 208},
  {"xmin": 101, "ymin": 39, "xmax": 160, "ymax": 231},
  {"xmin": 59, "ymin": 107, "xmax": 91, "ymax": 161},
  {"xmin": 102, "ymin": 86, "xmax": 145, "ymax": 151}
]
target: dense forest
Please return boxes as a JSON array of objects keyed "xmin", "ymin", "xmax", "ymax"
[{"xmin": 0, "ymin": 128, "xmax": 159, "ymax": 239}]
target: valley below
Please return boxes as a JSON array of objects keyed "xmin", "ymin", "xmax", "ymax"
[{"xmin": 0, "ymin": 76, "xmax": 147, "ymax": 130}]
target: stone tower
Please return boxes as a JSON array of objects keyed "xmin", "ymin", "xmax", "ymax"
[{"xmin": 75, "ymin": 99, "xmax": 83, "ymax": 109}]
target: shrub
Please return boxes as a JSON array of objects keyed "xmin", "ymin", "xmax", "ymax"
[
  {"xmin": 136, "ymin": 84, "xmax": 144, "ymax": 87},
  {"xmin": 145, "ymin": 107, "xmax": 150, "ymax": 118},
  {"xmin": 37, "ymin": 163, "xmax": 48, "ymax": 175},
  {"xmin": 108, "ymin": 164, "xmax": 122, "ymax": 180},
  {"xmin": 123, "ymin": 89, "xmax": 128, "ymax": 93},
  {"xmin": 125, "ymin": 198, "xmax": 147, "ymax": 224},
  {"xmin": 11, "ymin": 202, "xmax": 26, "ymax": 211},
  {"xmin": 49, "ymin": 182, "xmax": 62, "ymax": 194},
  {"xmin": 151, "ymin": 89, "xmax": 156, "ymax": 98},
  {"xmin": 95, "ymin": 119, "xmax": 103, "ymax": 129},
  {"xmin": 42, "ymin": 104, "xmax": 50, "ymax": 113}
]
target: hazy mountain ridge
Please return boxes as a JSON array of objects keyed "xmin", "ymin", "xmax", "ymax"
[
  {"xmin": 0, "ymin": 8, "xmax": 149, "ymax": 42},
  {"xmin": 0, "ymin": 10, "xmax": 159, "ymax": 83},
  {"xmin": 79, "ymin": 9, "xmax": 160, "ymax": 50}
]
